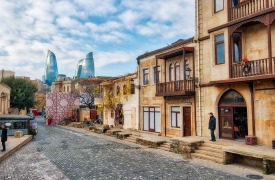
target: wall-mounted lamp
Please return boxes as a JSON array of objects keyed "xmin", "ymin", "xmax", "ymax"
[
  {"xmin": 186, "ymin": 67, "xmax": 192, "ymax": 78},
  {"xmin": 130, "ymin": 79, "xmax": 141, "ymax": 90},
  {"xmin": 0, "ymin": 92, "xmax": 6, "ymax": 99}
]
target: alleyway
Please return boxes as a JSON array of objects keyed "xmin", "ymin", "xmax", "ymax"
[{"xmin": 0, "ymin": 117, "xmax": 252, "ymax": 180}]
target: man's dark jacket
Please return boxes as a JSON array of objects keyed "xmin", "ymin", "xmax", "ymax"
[
  {"xmin": 1, "ymin": 127, "xmax": 7, "ymax": 142},
  {"xmin": 208, "ymin": 116, "xmax": 216, "ymax": 130}
]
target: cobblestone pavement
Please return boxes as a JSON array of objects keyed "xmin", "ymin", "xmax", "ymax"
[{"xmin": 0, "ymin": 118, "xmax": 251, "ymax": 180}]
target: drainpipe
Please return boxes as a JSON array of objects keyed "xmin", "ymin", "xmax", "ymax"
[
  {"xmin": 137, "ymin": 66, "xmax": 141, "ymax": 131},
  {"xmin": 196, "ymin": 0, "xmax": 202, "ymax": 137}
]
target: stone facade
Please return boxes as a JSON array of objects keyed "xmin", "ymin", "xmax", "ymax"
[
  {"xmin": 195, "ymin": 0, "xmax": 275, "ymax": 146},
  {"xmin": 102, "ymin": 73, "xmax": 139, "ymax": 130},
  {"xmin": 0, "ymin": 83, "xmax": 10, "ymax": 114}
]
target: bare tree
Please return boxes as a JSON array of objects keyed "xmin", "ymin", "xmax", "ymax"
[{"xmin": 73, "ymin": 78, "xmax": 103, "ymax": 109}]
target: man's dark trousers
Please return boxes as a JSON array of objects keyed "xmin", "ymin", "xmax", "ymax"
[
  {"xmin": 210, "ymin": 129, "xmax": 216, "ymax": 141},
  {"xmin": 2, "ymin": 141, "xmax": 5, "ymax": 151}
]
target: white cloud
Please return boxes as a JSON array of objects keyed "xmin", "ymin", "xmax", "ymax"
[{"xmin": 0, "ymin": 0, "xmax": 195, "ymax": 80}]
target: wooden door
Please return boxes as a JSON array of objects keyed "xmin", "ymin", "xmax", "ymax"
[
  {"xmin": 219, "ymin": 107, "xmax": 234, "ymax": 140},
  {"xmin": 183, "ymin": 107, "xmax": 191, "ymax": 136}
]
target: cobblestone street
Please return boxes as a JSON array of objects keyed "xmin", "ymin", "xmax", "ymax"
[{"xmin": 0, "ymin": 118, "xmax": 256, "ymax": 180}]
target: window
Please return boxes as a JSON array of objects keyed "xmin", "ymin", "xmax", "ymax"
[
  {"xmin": 214, "ymin": 0, "xmax": 224, "ymax": 13},
  {"xmin": 153, "ymin": 66, "xmax": 160, "ymax": 84},
  {"xmin": 116, "ymin": 86, "xmax": 120, "ymax": 95},
  {"xmin": 175, "ymin": 62, "xmax": 180, "ymax": 81},
  {"xmin": 171, "ymin": 106, "xmax": 180, "ymax": 128},
  {"xmin": 185, "ymin": 60, "xmax": 190, "ymax": 79},
  {"xmin": 123, "ymin": 84, "xmax": 127, "ymax": 95},
  {"xmin": 131, "ymin": 84, "xmax": 135, "ymax": 94},
  {"xmin": 111, "ymin": 110, "xmax": 114, "ymax": 118},
  {"xmin": 143, "ymin": 107, "xmax": 161, "ymax": 132},
  {"xmin": 143, "ymin": 69, "xmax": 149, "ymax": 85},
  {"xmin": 169, "ymin": 63, "xmax": 173, "ymax": 81},
  {"xmin": 232, "ymin": 0, "xmax": 238, "ymax": 7},
  {"xmin": 233, "ymin": 32, "xmax": 242, "ymax": 63},
  {"xmin": 215, "ymin": 34, "xmax": 225, "ymax": 64}
]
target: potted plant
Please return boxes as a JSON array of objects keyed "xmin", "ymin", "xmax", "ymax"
[
  {"xmin": 237, "ymin": 58, "xmax": 251, "ymax": 74},
  {"xmin": 29, "ymin": 126, "xmax": 37, "ymax": 139},
  {"xmin": 47, "ymin": 114, "xmax": 53, "ymax": 125}
]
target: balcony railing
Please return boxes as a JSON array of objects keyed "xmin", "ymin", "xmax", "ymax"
[
  {"xmin": 232, "ymin": 57, "xmax": 275, "ymax": 78},
  {"xmin": 156, "ymin": 80, "xmax": 195, "ymax": 96},
  {"xmin": 230, "ymin": 0, "xmax": 275, "ymax": 21}
]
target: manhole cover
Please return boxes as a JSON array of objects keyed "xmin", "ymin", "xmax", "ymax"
[{"xmin": 247, "ymin": 174, "xmax": 263, "ymax": 179}]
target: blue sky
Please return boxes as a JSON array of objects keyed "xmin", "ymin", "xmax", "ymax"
[{"xmin": 0, "ymin": 0, "xmax": 195, "ymax": 79}]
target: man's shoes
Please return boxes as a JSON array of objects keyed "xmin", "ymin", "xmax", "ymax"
[
  {"xmin": 209, "ymin": 139, "xmax": 213, "ymax": 141},
  {"xmin": 1, "ymin": 150, "xmax": 6, "ymax": 152}
]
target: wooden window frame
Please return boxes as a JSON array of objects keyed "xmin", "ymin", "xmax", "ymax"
[
  {"xmin": 175, "ymin": 62, "xmax": 180, "ymax": 81},
  {"xmin": 214, "ymin": 0, "xmax": 224, "ymax": 13},
  {"xmin": 143, "ymin": 107, "xmax": 161, "ymax": 132},
  {"xmin": 154, "ymin": 66, "xmax": 160, "ymax": 84},
  {"xmin": 169, "ymin": 63, "xmax": 173, "ymax": 82},
  {"xmin": 143, "ymin": 68, "xmax": 149, "ymax": 85},
  {"xmin": 171, "ymin": 106, "xmax": 180, "ymax": 128},
  {"xmin": 215, "ymin": 34, "xmax": 225, "ymax": 65},
  {"xmin": 232, "ymin": 32, "xmax": 242, "ymax": 63}
]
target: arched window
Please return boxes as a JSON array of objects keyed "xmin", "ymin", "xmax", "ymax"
[
  {"xmin": 123, "ymin": 84, "xmax": 127, "ymax": 95},
  {"xmin": 185, "ymin": 60, "xmax": 190, "ymax": 79},
  {"xmin": 169, "ymin": 63, "xmax": 173, "ymax": 81},
  {"xmin": 116, "ymin": 86, "xmax": 120, "ymax": 96},
  {"xmin": 175, "ymin": 62, "xmax": 180, "ymax": 81}
]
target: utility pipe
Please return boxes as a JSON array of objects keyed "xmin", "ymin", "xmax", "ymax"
[{"xmin": 196, "ymin": 0, "xmax": 202, "ymax": 137}]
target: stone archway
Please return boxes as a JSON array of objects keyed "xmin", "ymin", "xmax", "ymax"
[{"xmin": 218, "ymin": 89, "xmax": 248, "ymax": 140}]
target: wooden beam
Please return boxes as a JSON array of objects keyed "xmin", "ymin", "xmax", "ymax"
[
  {"xmin": 267, "ymin": 14, "xmax": 272, "ymax": 74},
  {"xmin": 248, "ymin": 82, "xmax": 255, "ymax": 136}
]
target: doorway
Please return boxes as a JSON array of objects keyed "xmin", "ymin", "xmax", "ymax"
[
  {"xmin": 219, "ymin": 90, "xmax": 248, "ymax": 140},
  {"xmin": 183, "ymin": 107, "xmax": 191, "ymax": 136}
]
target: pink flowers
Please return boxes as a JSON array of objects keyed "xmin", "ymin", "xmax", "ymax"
[{"xmin": 242, "ymin": 58, "xmax": 250, "ymax": 65}]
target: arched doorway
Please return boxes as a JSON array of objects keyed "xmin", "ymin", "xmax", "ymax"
[{"xmin": 218, "ymin": 90, "xmax": 248, "ymax": 140}]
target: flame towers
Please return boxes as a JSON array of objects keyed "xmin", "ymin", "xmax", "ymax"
[
  {"xmin": 44, "ymin": 50, "xmax": 58, "ymax": 86},
  {"xmin": 75, "ymin": 52, "xmax": 95, "ymax": 78}
]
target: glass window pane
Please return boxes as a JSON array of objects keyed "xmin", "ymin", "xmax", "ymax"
[
  {"xmin": 155, "ymin": 107, "xmax": 160, "ymax": 112},
  {"xmin": 143, "ymin": 107, "xmax": 149, "ymax": 111},
  {"xmin": 171, "ymin": 113, "xmax": 176, "ymax": 127},
  {"xmin": 143, "ymin": 112, "xmax": 149, "ymax": 131},
  {"xmin": 215, "ymin": 0, "xmax": 223, "ymax": 12},
  {"xmin": 215, "ymin": 35, "xmax": 224, "ymax": 42},
  {"xmin": 232, "ymin": 0, "xmax": 238, "ymax": 7},
  {"xmin": 220, "ymin": 91, "xmax": 246, "ymax": 105},
  {"xmin": 155, "ymin": 112, "xmax": 161, "ymax": 133},
  {"xmin": 172, "ymin": 106, "xmax": 180, "ymax": 112},
  {"xmin": 175, "ymin": 67, "xmax": 180, "ymax": 81},
  {"xmin": 234, "ymin": 43, "xmax": 240, "ymax": 62},
  {"xmin": 216, "ymin": 43, "xmax": 225, "ymax": 64},
  {"xmin": 150, "ymin": 112, "xmax": 155, "ymax": 129}
]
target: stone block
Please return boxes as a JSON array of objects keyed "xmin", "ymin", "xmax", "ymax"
[{"xmin": 14, "ymin": 131, "xmax": 23, "ymax": 138}]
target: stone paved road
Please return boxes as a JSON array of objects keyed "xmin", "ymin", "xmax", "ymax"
[{"xmin": 0, "ymin": 118, "xmax": 249, "ymax": 180}]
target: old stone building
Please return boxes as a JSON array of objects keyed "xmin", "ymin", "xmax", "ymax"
[
  {"xmin": 0, "ymin": 82, "xmax": 11, "ymax": 114},
  {"xmin": 195, "ymin": 0, "xmax": 275, "ymax": 146},
  {"xmin": 100, "ymin": 73, "xmax": 139, "ymax": 130},
  {"xmin": 137, "ymin": 38, "xmax": 197, "ymax": 137}
]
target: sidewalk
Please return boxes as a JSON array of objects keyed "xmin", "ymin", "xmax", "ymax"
[{"xmin": 0, "ymin": 135, "xmax": 32, "ymax": 162}]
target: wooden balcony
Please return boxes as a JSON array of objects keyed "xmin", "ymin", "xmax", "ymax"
[
  {"xmin": 156, "ymin": 80, "xmax": 195, "ymax": 97},
  {"xmin": 232, "ymin": 57, "xmax": 275, "ymax": 78},
  {"xmin": 230, "ymin": 0, "xmax": 275, "ymax": 21}
]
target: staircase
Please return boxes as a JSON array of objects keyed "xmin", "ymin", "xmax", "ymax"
[
  {"xmin": 192, "ymin": 142, "xmax": 224, "ymax": 164},
  {"xmin": 157, "ymin": 142, "xmax": 170, "ymax": 151},
  {"xmin": 124, "ymin": 134, "xmax": 139, "ymax": 143}
]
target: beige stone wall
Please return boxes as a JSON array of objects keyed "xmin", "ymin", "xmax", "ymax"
[
  {"xmin": 0, "ymin": 83, "xmax": 10, "ymax": 114},
  {"xmin": 254, "ymin": 81, "xmax": 275, "ymax": 146},
  {"xmin": 139, "ymin": 55, "xmax": 165, "ymax": 134}
]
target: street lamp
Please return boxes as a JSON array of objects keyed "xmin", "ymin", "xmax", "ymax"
[{"xmin": 130, "ymin": 79, "xmax": 141, "ymax": 90}]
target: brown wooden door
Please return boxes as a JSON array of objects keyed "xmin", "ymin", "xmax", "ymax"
[
  {"xmin": 183, "ymin": 107, "xmax": 191, "ymax": 136},
  {"xmin": 219, "ymin": 107, "xmax": 234, "ymax": 140}
]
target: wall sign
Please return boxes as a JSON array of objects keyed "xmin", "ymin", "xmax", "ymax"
[{"xmin": 166, "ymin": 97, "xmax": 193, "ymax": 104}]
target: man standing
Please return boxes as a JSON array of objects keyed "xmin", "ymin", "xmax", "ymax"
[
  {"xmin": 1, "ymin": 125, "xmax": 7, "ymax": 152},
  {"xmin": 208, "ymin": 112, "xmax": 216, "ymax": 142}
]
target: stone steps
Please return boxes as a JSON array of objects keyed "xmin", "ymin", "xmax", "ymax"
[
  {"xmin": 192, "ymin": 153, "xmax": 224, "ymax": 164},
  {"xmin": 123, "ymin": 135, "xmax": 139, "ymax": 143},
  {"xmin": 192, "ymin": 142, "xmax": 224, "ymax": 164},
  {"xmin": 157, "ymin": 142, "xmax": 170, "ymax": 151}
]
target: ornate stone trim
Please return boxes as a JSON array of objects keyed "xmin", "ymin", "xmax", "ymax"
[{"xmin": 166, "ymin": 96, "xmax": 193, "ymax": 105}]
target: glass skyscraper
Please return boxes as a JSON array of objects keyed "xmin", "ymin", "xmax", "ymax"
[
  {"xmin": 44, "ymin": 50, "xmax": 58, "ymax": 86},
  {"xmin": 75, "ymin": 52, "xmax": 95, "ymax": 78}
]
